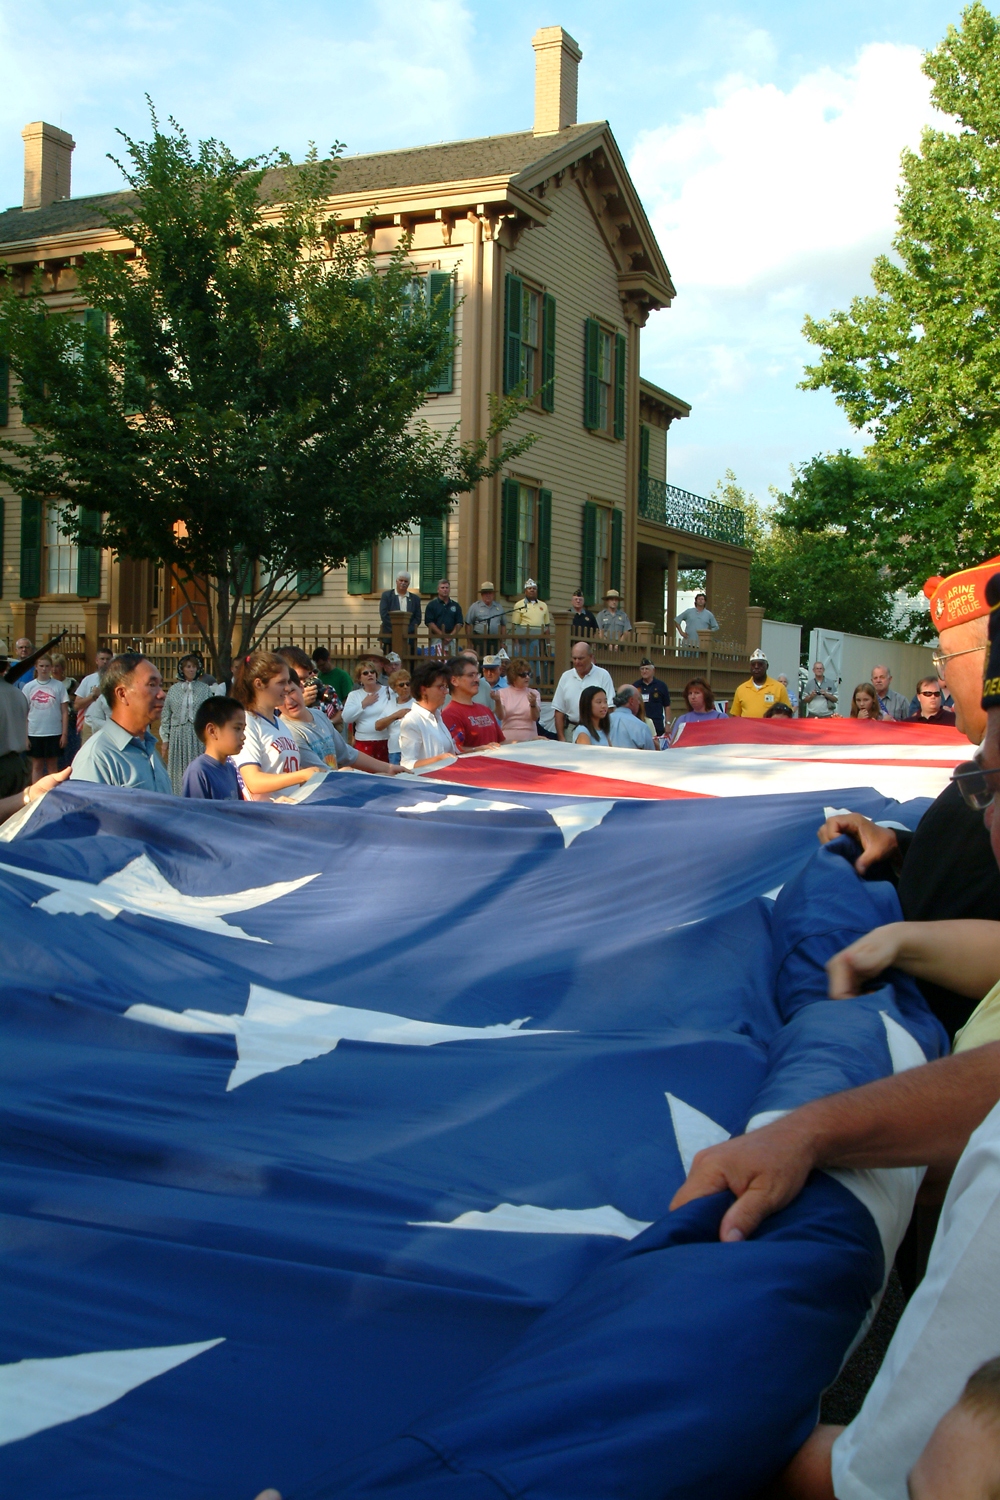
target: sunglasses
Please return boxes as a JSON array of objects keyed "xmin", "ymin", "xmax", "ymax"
[
  {"xmin": 360, "ymin": 669, "xmax": 378, "ymax": 676},
  {"xmin": 951, "ymin": 761, "xmax": 1000, "ymax": 812}
]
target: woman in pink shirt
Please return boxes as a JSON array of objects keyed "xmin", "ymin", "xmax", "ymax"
[{"xmin": 496, "ymin": 658, "xmax": 541, "ymax": 742}]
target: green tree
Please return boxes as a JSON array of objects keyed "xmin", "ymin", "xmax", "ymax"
[
  {"xmin": 714, "ymin": 469, "xmax": 900, "ymax": 645},
  {"xmin": 802, "ymin": 5, "xmax": 1000, "ymax": 570},
  {"xmin": 0, "ymin": 111, "xmax": 531, "ymax": 680}
]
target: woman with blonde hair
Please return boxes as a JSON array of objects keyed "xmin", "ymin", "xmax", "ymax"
[
  {"xmin": 231, "ymin": 651, "xmax": 325, "ymax": 800},
  {"xmin": 375, "ymin": 668, "xmax": 414, "ymax": 764},
  {"xmin": 159, "ymin": 653, "xmax": 216, "ymax": 794},
  {"xmin": 496, "ymin": 658, "xmax": 541, "ymax": 742},
  {"xmin": 341, "ymin": 660, "xmax": 393, "ymax": 762}
]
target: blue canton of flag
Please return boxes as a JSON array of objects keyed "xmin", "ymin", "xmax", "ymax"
[{"xmin": 0, "ymin": 777, "xmax": 945, "ymax": 1498}]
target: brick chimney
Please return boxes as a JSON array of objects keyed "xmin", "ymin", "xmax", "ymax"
[
  {"xmin": 532, "ymin": 26, "xmax": 582, "ymax": 136},
  {"xmin": 21, "ymin": 121, "xmax": 75, "ymax": 210}
]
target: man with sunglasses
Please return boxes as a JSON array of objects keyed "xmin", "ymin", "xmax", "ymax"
[
  {"xmin": 818, "ymin": 556, "xmax": 1000, "ymax": 1041},
  {"xmin": 908, "ymin": 676, "xmax": 957, "ymax": 725}
]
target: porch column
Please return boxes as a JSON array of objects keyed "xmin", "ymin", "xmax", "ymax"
[
  {"xmin": 7, "ymin": 600, "xmax": 39, "ymax": 649},
  {"xmin": 666, "ymin": 550, "xmax": 678, "ymax": 645},
  {"xmin": 552, "ymin": 609, "xmax": 571, "ymax": 686},
  {"xmin": 82, "ymin": 599, "xmax": 109, "ymax": 666},
  {"xmin": 745, "ymin": 605, "xmax": 764, "ymax": 655}
]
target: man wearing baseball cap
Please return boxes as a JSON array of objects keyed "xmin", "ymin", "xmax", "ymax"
[
  {"xmin": 729, "ymin": 649, "xmax": 791, "ymax": 718},
  {"xmin": 818, "ymin": 554, "xmax": 1000, "ymax": 1040},
  {"xmin": 465, "ymin": 582, "xmax": 506, "ymax": 649}
]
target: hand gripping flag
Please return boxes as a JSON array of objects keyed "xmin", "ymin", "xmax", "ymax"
[{"xmin": 0, "ymin": 777, "xmax": 945, "ymax": 1498}]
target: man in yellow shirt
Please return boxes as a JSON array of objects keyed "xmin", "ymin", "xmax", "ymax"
[
  {"xmin": 509, "ymin": 578, "xmax": 552, "ymax": 659},
  {"xmin": 729, "ymin": 648, "xmax": 792, "ymax": 718}
]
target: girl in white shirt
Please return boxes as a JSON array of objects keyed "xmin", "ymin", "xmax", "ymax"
[
  {"xmin": 232, "ymin": 651, "xmax": 327, "ymax": 801},
  {"xmin": 22, "ymin": 656, "xmax": 70, "ymax": 780},
  {"xmin": 398, "ymin": 659, "xmax": 455, "ymax": 771},
  {"xmin": 341, "ymin": 660, "xmax": 393, "ymax": 762}
]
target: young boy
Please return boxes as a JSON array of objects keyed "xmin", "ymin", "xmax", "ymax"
[{"xmin": 182, "ymin": 697, "xmax": 246, "ymax": 800}]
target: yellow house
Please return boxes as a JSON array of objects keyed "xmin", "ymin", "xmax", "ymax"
[{"xmin": 0, "ymin": 28, "xmax": 751, "ymax": 661}]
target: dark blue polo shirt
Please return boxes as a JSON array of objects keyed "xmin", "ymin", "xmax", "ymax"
[
  {"xmin": 634, "ymin": 676, "xmax": 671, "ymax": 735},
  {"xmin": 425, "ymin": 597, "xmax": 464, "ymax": 635}
]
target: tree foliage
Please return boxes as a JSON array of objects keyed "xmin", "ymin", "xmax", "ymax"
[
  {"xmin": 801, "ymin": 5, "xmax": 1000, "ymax": 572},
  {"xmin": 0, "ymin": 109, "xmax": 532, "ymax": 677},
  {"xmin": 715, "ymin": 470, "xmax": 903, "ymax": 647}
]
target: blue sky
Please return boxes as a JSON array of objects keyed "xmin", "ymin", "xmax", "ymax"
[{"xmin": 0, "ymin": 0, "xmax": 967, "ymax": 501}]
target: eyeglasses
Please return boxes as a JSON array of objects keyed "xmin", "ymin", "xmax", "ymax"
[
  {"xmin": 951, "ymin": 760, "xmax": 1000, "ymax": 811},
  {"xmin": 932, "ymin": 644, "xmax": 987, "ymax": 673},
  {"xmin": 918, "ymin": 689, "xmax": 942, "ymax": 698},
  {"xmin": 360, "ymin": 669, "xmax": 377, "ymax": 676}
]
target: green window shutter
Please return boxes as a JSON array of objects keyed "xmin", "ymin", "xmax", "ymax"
[
  {"xmin": 83, "ymin": 308, "xmax": 106, "ymax": 342},
  {"xmin": 21, "ymin": 316, "xmax": 45, "ymax": 425},
  {"xmin": 297, "ymin": 567, "xmax": 324, "ymax": 596},
  {"xmin": 536, "ymin": 488, "xmax": 552, "ymax": 599},
  {"xmin": 639, "ymin": 423, "xmax": 650, "ymax": 477},
  {"xmin": 503, "ymin": 274, "xmax": 523, "ymax": 395},
  {"xmin": 76, "ymin": 506, "xmax": 102, "ymax": 597},
  {"xmin": 500, "ymin": 479, "xmax": 519, "ymax": 596},
  {"xmin": 347, "ymin": 548, "xmax": 373, "ymax": 594},
  {"xmin": 123, "ymin": 342, "xmax": 146, "ymax": 417},
  {"xmin": 614, "ymin": 332, "xmax": 627, "ymax": 440},
  {"xmin": 584, "ymin": 318, "xmax": 601, "ymax": 430},
  {"xmin": 419, "ymin": 517, "xmax": 447, "ymax": 589},
  {"xmin": 610, "ymin": 507, "xmax": 623, "ymax": 594},
  {"xmin": 581, "ymin": 501, "xmax": 598, "ymax": 606},
  {"xmin": 19, "ymin": 496, "xmax": 42, "ymax": 598},
  {"xmin": 540, "ymin": 294, "xmax": 556, "ymax": 413},
  {"xmin": 0, "ymin": 356, "xmax": 8, "ymax": 426},
  {"xmin": 427, "ymin": 271, "xmax": 455, "ymax": 394}
]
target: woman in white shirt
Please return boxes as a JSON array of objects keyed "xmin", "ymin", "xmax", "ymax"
[
  {"xmin": 375, "ymin": 668, "xmax": 414, "ymax": 764},
  {"xmin": 232, "ymin": 651, "xmax": 327, "ymax": 801},
  {"xmin": 341, "ymin": 660, "xmax": 394, "ymax": 762},
  {"xmin": 398, "ymin": 659, "xmax": 455, "ymax": 771}
]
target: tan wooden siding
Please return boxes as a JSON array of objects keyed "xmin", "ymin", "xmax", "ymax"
[{"xmin": 501, "ymin": 177, "xmax": 630, "ymax": 613}]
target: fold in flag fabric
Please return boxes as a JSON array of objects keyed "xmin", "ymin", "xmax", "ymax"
[
  {"xmin": 417, "ymin": 723, "xmax": 967, "ymax": 804},
  {"xmin": 0, "ymin": 777, "xmax": 946, "ymax": 1499}
]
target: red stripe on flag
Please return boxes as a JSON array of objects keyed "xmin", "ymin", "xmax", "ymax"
[
  {"xmin": 673, "ymin": 718, "xmax": 967, "ymax": 747},
  {"xmin": 426, "ymin": 757, "xmax": 712, "ymax": 800}
]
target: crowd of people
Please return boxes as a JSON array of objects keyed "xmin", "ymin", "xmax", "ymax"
[{"xmin": 0, "ymin": 620, "xmax": 962, "ymax": 813}]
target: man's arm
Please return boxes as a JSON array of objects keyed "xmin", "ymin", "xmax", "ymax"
[
  {"xmin": 826, "ymin": 919, "xmax": 1000, "ymax": 1002},
  {"xmin": 671, "ymin": 1043, "xmax": 1000, "ymax": 1242},
  {"xmin": 554, "ymin": 710, "xmax": 568, "ymax": 741}
]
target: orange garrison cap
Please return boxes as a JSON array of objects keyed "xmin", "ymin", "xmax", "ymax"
[{"xmin": 923, "ymin": 556, "xmax": 1000, "ymax": 630}]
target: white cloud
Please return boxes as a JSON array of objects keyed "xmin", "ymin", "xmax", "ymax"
[{"xmin": 630, "ymin": 41, "xmax": 940, "ymax": 497}]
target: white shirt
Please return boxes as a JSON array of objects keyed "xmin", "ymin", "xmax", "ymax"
[
  {"xmin": 76, "ymin": 670, "xmax": 102, "ymax": 701},
  {"xmin": 235, "ymin": 710, "xmax": 302, "ymax": 799},
  {"xmin": 22, "ymin": 677, "xmax": 68, "ymax": 737},
  {"xmin": 85, "ymin": 693, "xmax": 111, "ymax": 731},
  {"xmin": 398, "ymin": 701, "xmax": 454, "ymax": 769},
  {"xmin": 551, "ymin": 664, "xmax": 616, "ymax": 725},
  {"xmin": 342, "ymin": 685, "xmax": 393, "ymax": 741},
  {"xmin": 385, "ymin": 693, "xmax": 413, "ymax": 756}
]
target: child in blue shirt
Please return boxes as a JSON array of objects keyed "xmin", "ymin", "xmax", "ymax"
[{"xmin": 182, "ymin": 697, "xmax": 245, "ymax": 800}]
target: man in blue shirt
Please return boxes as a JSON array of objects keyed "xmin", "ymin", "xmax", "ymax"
[
  {"xmin": 424, "ymin": 580, "xmax": 464, "ymax": 654},
  {"xmin": 633, "ymin": 657, "xmax": 671, "ymax": 736},
  {"xmin": 608, "ymin": 686, "xmax": 656, "ymax": 749},
  {"xmin": 71, "ymin": 653, "xmax": 172, "ymax": 793}
]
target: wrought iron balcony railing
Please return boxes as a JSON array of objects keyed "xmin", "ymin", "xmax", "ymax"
[{"xmin": 639, "ymin": 474, "xmax": 746, "ymax": 549}]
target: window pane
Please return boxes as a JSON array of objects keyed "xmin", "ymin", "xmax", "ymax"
[
  {"xmin": 522, "ymin": 292, "xmax": 539, "ymax": 349},
  {"xmin": 520, "ymin": 344, "xmax": 536, "ymax": 395},
  {"xmin": 598, "ymin": 331, "xmax": 612, "ymax": 383},
  {"xmin": 516, "ymin": 485, "xmax": 535, "ymax": 593},
  {"xmin": 595, "ymin": 507, "xmax": 609, "ymax": 592},
  {"xmin": 45, "ymin": 503, "xmax": 79, "ymax": 595},
  {"xmin": 377, "ymin": 528, "xmax": 422, "ymax": 593}
]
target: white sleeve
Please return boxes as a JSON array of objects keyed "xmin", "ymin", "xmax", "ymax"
[
  {"xmin": 398, "ymin": 713, "xmax": 425, "ymax": 769},
  {"xmin": 342, "ymin": 690, "xmax": 362, "ymax": 727},
  {"xmin": 234, "ymin": 713, "xmax": 266, "ymax": 770},
  {"xmin": 551, "ymin": 677, "xmax": 572, "ymax": 715}
]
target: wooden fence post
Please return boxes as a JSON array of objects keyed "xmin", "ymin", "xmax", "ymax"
[
  {"xmin": 552, "ymin": 610, "xmax": 571, "ymax": 690},
  {"xmin": 82, "ymin": 600, "xmax": 109, "ymax": 670},
  {"xmin": 699, "ymin": 629, "xmax": 714, "ymax": 686},
  {"xmin": 745, "ymin": 606, "xmax": 765, "ymax": 655},
  {"xmin": 634, "ymin": 620, "xmax": 652, "ymax": 648},
  {"xmin": 390, "ymin": 611, "xmax": 409, "ymax": 664}
]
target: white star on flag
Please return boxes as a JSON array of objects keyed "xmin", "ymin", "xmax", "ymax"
[
  {"xmin": 126, "ymin": 983, "xmax": 566, "ymax": 1089},
  {"xmin": 0, "ymin": 853, "xmax": 319, "ymax": 942}
]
